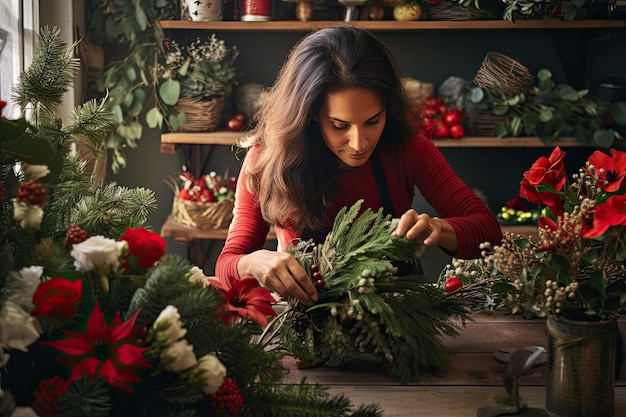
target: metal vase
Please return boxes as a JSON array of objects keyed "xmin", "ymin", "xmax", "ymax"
[{"xmin": 546, "ymin": 316, "xmax": 617, "ymax": 417}]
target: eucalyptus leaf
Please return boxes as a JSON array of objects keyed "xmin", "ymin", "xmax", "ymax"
[
  {"xmin": 111, "ymin": 104, "xmax": 124, "ymax": 124},
  {"xmin": 469, "ymin": 87, "xmax": 484, "ymax": 103},
  {"xmin": 554, "ymin": 84, "xmax": 579, "ymax": 101},
  {"xmin": 494, "ymin": 123, "xmax": 508, "ymax": 138},
  {"xmin": 611, "ymin": 102, "xmax": 626, "ymax": 125},
  {"xmin": 126, "ymin": 66, "xmax": 137, "ymax": 82},
  {"xmin": 135, "ymin": 8, "xmax": 148, "ymax": 31},
  {"xmin": 122, "ymin": 92, "xmax": 134, "ymax": 108},
  {"xmin": 146, "ymin": 107, "xmax": 163, "ymax": 129},
  {"xmin": 508, "ymin": 116, "xmax": 523, "ymax": 136},
  {"xmin": 493, "ymin": 104, "xmax": 509, "ymax": 116},
  {"xmin": 159, "ymin": 79, "xmax": 181, "ymax": 106},
  {"xmin": 593, "ymin": 129, "xmax": 616, "ymax": 149}
]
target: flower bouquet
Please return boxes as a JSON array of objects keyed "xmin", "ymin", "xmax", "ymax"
[
  {"xmin": 0, "ymin": 27, "xmax": 388, "ymax": 417},
  {"xmin": 265, "ymin": 200, "xmax": 480, "ymax": 383},
  {"xmin": 169, "ymin": 170, "xmax": 237, "ymax": 230},
  {"xmin": 149, "ymin": 34, "xmax": 239, "ymax": 133}
]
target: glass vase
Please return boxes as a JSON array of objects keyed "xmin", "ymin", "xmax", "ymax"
[{"xmin": 546, "ymin": 316, "xmax": 617, "ymax": 417}]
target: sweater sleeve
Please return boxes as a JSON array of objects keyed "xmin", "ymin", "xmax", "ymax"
[
  {"xmin": 409, "ymin": 136, "xmax": 502, "ymax": 259},
  {"xmin": 215, "ymin": 154, "xmax": 270, "ymax": 280}
]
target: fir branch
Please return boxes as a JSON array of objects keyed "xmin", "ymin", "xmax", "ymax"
[
  {"xmin": 63, "ymin": 97, "xmax": 115, "ymax": 157},
  {"xmin": 13, "ymin": 26, "xmax": 80, "ymax": 126}
]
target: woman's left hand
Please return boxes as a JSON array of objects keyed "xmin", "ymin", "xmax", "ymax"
[{"xmin": 393, "ymin": 209, "xmax": 439, "ymax": 246}]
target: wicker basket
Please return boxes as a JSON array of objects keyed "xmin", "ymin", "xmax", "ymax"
[
  {"xmin": 174, "ymin": 96, "xmax": 225, "ymax": 132},
  {"xmin": 465, "ymin": 109, "xmax": 507, "ymax": 137},
  {"xmin": 171, "ymin": 196, "xmax": 234, "ymax": 229},
  {"xmin": 474, "ymin": 52, "xmax": 534, "ymax": 98}
]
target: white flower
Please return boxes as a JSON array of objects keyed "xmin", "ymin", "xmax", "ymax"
[
  {"xmin": 154, "ymin": 305, "xmax": 187, "ymax": 345},
  {"xmin": 71, "ymin": 236, "xmax": 125, "ymax": 273},
  {"xmin": 22, "ymin": 164, "xmax": 49, "ymax": 180},
  {"xmin": 0, "ymin": 301, "xmax": 42, "ymax": 361},
  {"xmin": 161, "ymin": 339, "xmax": 197, "ymax": 372},
  {"xmin": 187, "ymin": 266, "xmax": 209, "ymax": 287},
  {"xmin": 193, "ymin": 354, "xmax": 227, "ymax": 395},
  {"xmin": 12, "ymin": 201, "xmax": 43, "ymax": 231},
  {"xmin": 6, "ymin": 266, "xmax": 44, "ymax": 311},
  {"xmin": 11, "ymin": 407, "xmax": 39, "ymax": 417}
]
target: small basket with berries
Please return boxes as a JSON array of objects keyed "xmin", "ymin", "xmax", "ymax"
[{"xmin": 169, "ymin": 170, "xmax": 237, "ymax": 229}]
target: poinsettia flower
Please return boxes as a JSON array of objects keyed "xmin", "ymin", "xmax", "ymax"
[
  {"xmin": 586, "ymin": 148, "xmax": 626, "ymax": 192},
  {"xmin": 42, "ymin": 300, "xmax": 152, "ymax": 392},
  {"xmin": 584, "ymin": 195, "xmax": 626, "ymax": 239},
  {"xmin": 209, "ymin": 275, "xmax": 277, "ymax": 326}
]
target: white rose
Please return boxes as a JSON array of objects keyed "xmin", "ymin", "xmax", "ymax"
[
  {"xmin": 11, "ymin": 407, "xmax": 39, "ymax": 417},
  {"xmin": 0, "ymin": 301, "xmax": 42, "ymax": 352},
  {"xmin": 22, "ymin": 163, "xmax": 50, "ymax": 180},
  {"xmin": 187, "ymin": 266, "xmax": 209, "ymax": 287},
  {"xmin": 161, "ymin": 339, "xmax": 197, "ymax": 372},
  {"xmin": 71, "ymin": 236, "xmax": 125, "ymax": 273},
  {"xmin": 154, "ymin": 305, "xmax": 187, "ymax": 345},
  {"xmin": 12, "ymin": 201, "xmax": 43, "ymax": 231},
  {"xmin": 7, "ymin": 266, "xmax": 44, "ymax": 311},
  {"xmin": 194, "ymin": 354, "xmax": 227, "ymax": 395}
]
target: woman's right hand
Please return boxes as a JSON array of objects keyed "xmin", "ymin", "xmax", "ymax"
[{"xmin": 237, "ymin": 249, "xmax": 319, "ymax": 306}]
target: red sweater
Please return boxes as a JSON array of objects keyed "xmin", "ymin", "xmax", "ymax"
[{"xmin": 216, "ymin": 134, "xmax": 502, "ymax": 280}]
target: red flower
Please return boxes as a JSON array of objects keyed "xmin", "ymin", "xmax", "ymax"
[
  {"xmin": 209, "ymin": 275, "xmax": 277, "ymax": 327},
  {"xmin": 33, "ymin": 376, "xmax": 69, "ymax": 417},
  {"xmin": 0, "ymin": 100, "xmax": 6, "ymax": 115},
  {"xmin": 119, "ymin": 227, "xmax": 166, "ymax": 270},
  {"xmin": 42, "ymin": 300, "xmax": 152, "ymax": 392},
  {"xmin": 538, "ymin": 216, "xmax": 558, "ymax": 232},
  {"xmin": 519, "ymin": 146, "xmax": 567, "ymax": 216},
  {"xmin": 584, "ymin": 195, "xmax": 626, "ymax": 239},
  {"xmin": 587, "ymin": 149, "xmax": 626, "ymax": 193},
  {"xmin": 32, "ymin": 277, "xmax": 82, "ymax": 319}
]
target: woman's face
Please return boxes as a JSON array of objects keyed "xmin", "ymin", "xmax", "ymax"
[{"xmin": 317, "ymin": 87, "xmax": 386, "ymax": 171}]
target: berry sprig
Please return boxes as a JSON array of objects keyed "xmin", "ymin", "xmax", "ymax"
[
  {"xmin": 311, "ymin": 263, "xmax": 325, "ymax": 287},
  {"xmin": 414, "ymin": 96, "xmax": 465, "ymax": 140},
  {"xmin": 17, "ymin": 180, "xmax": 48, "ymax": 206},
  {"xmin": 210, "ymin": 377, "xmax": 244, "ymax": 417},
  {"xmin": 64, "ymin": 225, "xmax": 89, "ymax": 248}
]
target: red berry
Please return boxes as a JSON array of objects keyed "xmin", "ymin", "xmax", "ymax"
[
  {"xmin": 312, "ymin": 271, "xmax": 321, "ymax": 280},
  {"xmin": 315, "ymin": 279, "xmax": 325, "ymax": 287},
  {"xmin": 64, "ymin": 225, "xmax": 89, "ymax": 248},
  {"xmin": 17, "ymin": 180, "xmax": 48, "ymax": 206},
  {"xmin": 443, "ymin": 109, "xmax": 462, "ymax": 126},
  {"xmin": 449, "ymin": 124, "xmax": 465, "ymax": 139},
  {"xmin": 445, "ymin": 277, "xmax": 462, "ymax": 293},
  {"xmin": 311, "ymin": 264, "xmax": 319, "ymax": 273},
  {"xmin": 433, "ymin": 122, "xmax": 450, "ymax": 139}
]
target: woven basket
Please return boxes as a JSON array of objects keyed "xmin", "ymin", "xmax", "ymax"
[
  {"xmin": 465, "ymin": 109, "xmax": 507, "ymax": 137},
  {"xmin": 428, "ymin": 2, "xmax": 494, "ymax": 20},
  {"xmin": 474, "ymin": 52, "xmax": 534, "ymax": 98},
  {"xmin": 171, "ymin": 196, "xmax": 234, "ymax": 229},
  {"xmin": 174, "ymin": 96, "xmax": 225, "ymax": 132}
]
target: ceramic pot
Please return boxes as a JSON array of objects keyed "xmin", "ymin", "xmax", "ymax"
[
  {"xmin": 182, "ymin": 0, "xmax": 223, "ymax": 21},
  {"xmin": 546, "ymin": 316, "xmax": 617, "ymax": 417}
]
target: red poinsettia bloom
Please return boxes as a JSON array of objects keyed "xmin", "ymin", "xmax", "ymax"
[
  {"xmin": 42, "ymin": 300, "xmax": 152, "ymax": 392},
  {"xmin": 119, "ymin": 226, "xmax": 166, "ymax": 270},
  {"xmin": 32, "ymin": 276, "xmax": 82, "ymax": 319},
  {"xmin": 519, "ymin": 146, "xmax": 567, "ymax": 216},
  {"xmin": 584, "ymin": 195, "xmax": 626, "ymax": 239},
  {"xmin": 586, "ymin": 148, "xmax": 626, "ymax": 192},
  {"xmin": 209, "ymin": 275, "xmax": 277, "ymax": 326}
]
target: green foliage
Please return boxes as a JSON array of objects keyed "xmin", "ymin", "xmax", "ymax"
[
  {"xmin": 274, "ymin": 200, "xmax": 472, "ymax": 382},
  {"xmin": 451, "ymin": 0, "xmax": 605, "ymax": 21}
]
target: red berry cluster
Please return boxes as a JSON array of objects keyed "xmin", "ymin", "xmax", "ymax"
[
  {"xmin": 414, "ymin": 97, "xmax": 465, "ymax": 140},
  {"xmin": 16, "ymin": 180, "xmax": 48, "ymax": 206},
  {"xmin": 33, "ymin": 376, "xmax": 69, "ymax": 417},
  {"xmin": 64, "ymin": 224, "xmax": 89, "ymax": 248},
  {"xmin": 311, "ymin": 263, "xmax": 324, "ymax": 287},
  {"xmin": 210, "ymin": 377, "xmax": 244, "ymax": 417},
  {"xmin": 177, "ymin": 171, "xmax": 237, "ymax": 204},
  {"xmin": 0, "ymin": 182, "xmax": 5, "ymax": 201}
]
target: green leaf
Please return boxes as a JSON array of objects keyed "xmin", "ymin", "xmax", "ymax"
[
  {"xmin": 493, "ymin": 104, "xmax": 509, "ymax": 116},
  {"xmin": 2, "ymin": 136, "xmax": 57, "ymax": 165},
  {"xmin": 554, "ymin": 84, "xmax": 579, "ymax": 101},
  {"xmin": 159, "ymin": 79, "xmax": 181, "ymax": 106},
  {"xmin": 135, "ymin": 9, "xmax": 148, "ymax": 31},
  {"xmin": 146, "ymin": 107, "xmax": 163, "ymax": 129},
  {"xmin": 469, "ymin": 87, "xmax": 484, "ymax": 103},
  {"xmin": 508, "ymin": 116, "xmax": 523, "ymax": 136},
  {"xmin": 537, "ymin": 68, "xmax": 552, "ymax": 81},
  {"xmin": 593, "ymin": 129, "xmax": 616, "ymax": 149},
  {"xmin": 178, "ymin": 58, "xmax": 191, "ymax": 77},
  {"xmin": 611, "ymin": 102, "xmax": 626, "ymax": 125},
  {"xmin": 111, "ymin": 104, "xmax": 124, "ymax": 124},
  {"xmin": 126, "ymin": 66, "xmax": 137, "ymax": 82},
  {"xmin": 494, "ymin": 123, "xmax": 508, "ymax": 138}
]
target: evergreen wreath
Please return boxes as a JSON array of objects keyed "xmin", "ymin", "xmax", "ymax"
[{"xmin": 264, "ymin": 200, "xmax": 475, "ymax": 383}]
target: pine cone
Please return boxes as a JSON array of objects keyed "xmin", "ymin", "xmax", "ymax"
[
  {"xmin": 289, "ymin": 311, "xmax": 311, "ymax": 334},
  {"xmin": 17, "ymin": 180, "xmax": 48, "ymax": 206},
  {"xmin": 65, "ymin": 225, "xmax": 89, "ymax": 247}
]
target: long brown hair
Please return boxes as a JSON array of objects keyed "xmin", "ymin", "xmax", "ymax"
[{"xmin": 238, "ymin": 25, "xmax": 416, "ymax": 231}]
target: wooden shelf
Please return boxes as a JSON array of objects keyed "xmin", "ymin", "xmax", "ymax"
[
  {"xmin": 160, "ymin": 131, "xmax": 622, "ymax": 153},
  {"xmin": 161, "ymin": 215, "xmax": 276, "ymax": 243},
  {"xmin": 157, "ymin": 19, "xmax": 624, "ymax": 31}
]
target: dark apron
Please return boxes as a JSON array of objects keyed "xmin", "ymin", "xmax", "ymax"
[{"xmin": 301, "ymin": 150, "xmax": 423, "ymax": 276}]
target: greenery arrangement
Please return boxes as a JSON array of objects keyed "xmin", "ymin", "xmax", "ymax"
[
  {"xmin": 460, "ymin": 68, "xmax": 626, "ymax": 148},
  {"xmin": 264, "ymin": 199, "xmax": 482, "ymax": 383},
  {"xmin": 440, "ymin": 146, "xmax": 626, "ymax": 322},
  {"xmin": 449, "ymin": 0, "xmax": 608, "ymax": 21},
  {"xmin": 0, "ymin": 26, "xmax": 387, "ymax": 417},
  {"xmin": 147, "ymin": 34, "xmax": 239, "ymax": 132}
]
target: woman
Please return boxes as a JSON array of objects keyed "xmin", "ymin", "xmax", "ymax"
[{"xmin": 216, "ymin": 25, "xmax": 501, "ymax": 306}]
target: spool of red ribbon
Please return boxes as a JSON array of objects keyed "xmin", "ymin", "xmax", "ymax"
[{"xmin": 241, "ymin": 0, "xmax": 271, "ymax": 20}]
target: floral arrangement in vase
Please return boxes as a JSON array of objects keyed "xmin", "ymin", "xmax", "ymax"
[
  {"xmin": 0, "ymin": 27, "xmax": 388, "ymax": 417},
  {"xmin": 176, "ymin": 170, "xmax": 237, "ymax": 204}
]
